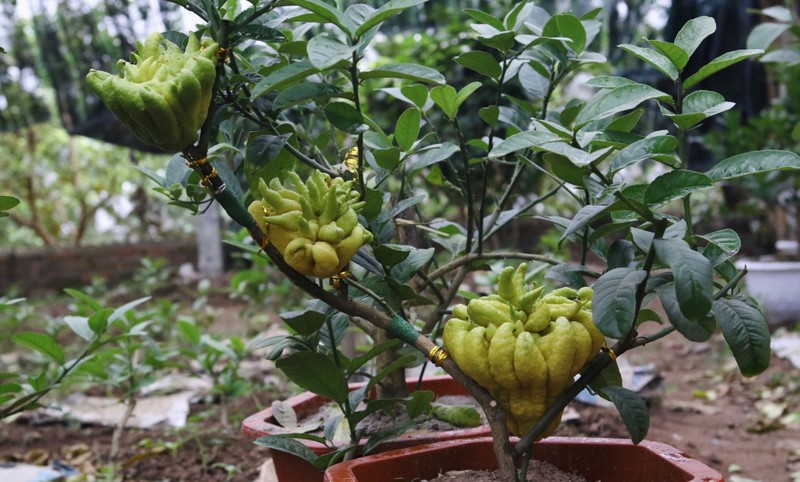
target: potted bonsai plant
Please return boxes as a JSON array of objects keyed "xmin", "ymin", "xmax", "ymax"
[{"xmin": 84, "ymin": 0, "xmax": 799, "ymax": 481}]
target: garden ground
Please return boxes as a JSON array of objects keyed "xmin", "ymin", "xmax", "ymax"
[{"xmin": 1, "ymin": 279, "xmax": 798, "ymax": 482}]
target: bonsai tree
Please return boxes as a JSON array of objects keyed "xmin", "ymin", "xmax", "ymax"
[{"xmin": 84, "ymin": 1, "xmax": 799, "ymax": 480}]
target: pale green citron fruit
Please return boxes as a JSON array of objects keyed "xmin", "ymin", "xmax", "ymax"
[
  {"xmin": 86, "ymin": 32, "xmax": 219, "ymax": 152},
  {"xmin": 248, "ymin": 171, "xmax": 373, "ymax": 278}
]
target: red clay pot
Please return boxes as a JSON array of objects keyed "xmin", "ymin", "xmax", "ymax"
[
  {"xmin": 323, "ymin": 436, "xmax": 724, "ymax": 482},
  {"xmin": 241, "ymin": 375, "xmax": 491, "ymax": 482}
]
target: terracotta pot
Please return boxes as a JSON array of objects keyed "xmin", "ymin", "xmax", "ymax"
[
  {"xmin": 241, "ymin": 375, "xmax": 491, "ymax": 482},
  {"xmin": 323, "ymin": 436, "xmax": 724, "ymax": 482}
]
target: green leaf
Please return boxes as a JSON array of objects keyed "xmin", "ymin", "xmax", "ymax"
[
  {"xmin": 706, "ymin": 150, "xmax": 800, "ymax": 181},
  {"xmin": 542, "ymin": 12, "xmax": 586, "ymax": 53},
  {"xmin": 177, "ymin": 319, "xmax": 202, "ymax": 345},
  {"xmin": 699, "ymin": 229, "xmax": 741, "ymax": 257},
  {"xmin": 400, "ymin": 84, "xmax": 429, "ymax": 109},
  {"xmin": 246, "ymin": 134, "xmax": 290, "ymax": 170},
  {"xmin": 348, "ymin": 339, "xmax": 403, "ymax": 375},
  {"xmin": 373, "ymin": 244, "xmax": 412, "ymax": 268},
  {"xmin": 431, "ymin": 404, "xmax": 482, "ymax": 428},
  {"xmin": 644, "ymin": 170, "xmax": 712, "ymax": 207},
  {"xmin": 307, "ymin": 34, "xmax": 355, "ymax": 70},
  {"xmin": 275, "ymin": 351, "xmax": 349, "ymax": 405},
  {"xmin": 355, "ymin": 0, "xmax": 427, "ymax": 37},
  {"xmin": 109, "ymin": 296, "xmax": 151, "ymax": 323},
  {"xmin": 746, "ymin": 22, "xmax": 790, "ymax": 50},
  {"xmin": 602, "ymin": 386, "xmax": 650, "ymax": 444},
  {"xmin": 408, "ymin": 143, "xmax": 459, "ymax": 175},
  {"xmin": 0, "ymin": 196, "xmax": 19, "ymax": 211},
  {"xmin": 405, "ymin": 390, "xmax": 435, "ymax": 419},
  {"xmin": 253, "ymin": 60, "xmax": 319, "ymax": 97},
  {"xmin": 455, "ymin": 51, "xmax": 502, "ymax": 79},
  {"xmin": 88, "ymin": 308, "xmax": 112, "ymax": 335},
  {"xmin": 761, "ymin": 48, "xmax": 800, "ymax": 65},
  {"xmin": 760, "ymin": 5, "xmax": 794, "ymax": 22},
  {"xmin": 64, "ymin": 288, "xmax": 103, "ymax": 311},
  {"xmin": 574, "ymin": 84, "xmax": 671, "ymax": 129},
  {"xmin": 477, "ymin": 30, "xmax": 516, "ymax": 52},
  {"xmin": 272, "ymin": 80, "xmax": 341, "ymax": 109},
  {"xmin": 663, "ymin": 90, "xmax": 735, "ymax": 130},
  {"xmin": 488, "ymin": 131, "xmax": 559, "ymax": 158},
  {"xmin": 655, "ymin": 281, "xmax": 715, "ymax": 342},
  {"xmin": 609, "ymin": 135, "xmax": 679, "ymax": 173},
  {"xmin": 395, "ymin": 108, "xmax": 421, "ymax": 152},
  {"xmin": 618, "ymin": 44, "xmax": 678, "ymax": 80},
  {"xmin": 12, "ymin": 332, "xmax": 65, "ymax": 365},
  {"xmin": 683, "ymin": 49, "xmax": 763, "ymax": 90},
  {"xmin": 560, "ymin": 203, "xmax": 611, "ymax": 241},
  {"xmin": 280, "ymin": 310, "xmax": 327, "ymax": 337},
  {"xmin": 253, "ymin": 435, "xmax": 319, "ymax": 464},
  {"xmin": 518, "ymin": 63, "xmax": 549, "ymax": 100},
  {"xmin": 361, "ymin": 64, "xmax": 445, "ymax": 84},
  {"xmin": 430, "ymin": 82, "xmax": 482, "ymax": 119},
  {"xmin": 277, "ymin": 0, "xmax": 356, "ymax": 34},
  {"xmin": 588, "ymin": 361, "xmax": 622, "ymax": 400},
  {"xmin": 607, "ymin": 109, "xmax": 643, "ymax": 132},
  {"xmin": 653, "ymin": 238, "xmax": 712, "ymax": 319},
  {"xmin": 674, "ymin": 16, "xmax": 716, "ymax": 60},
  {"xmin": 593, "ymin": 268, "xmax": 648, "ymax": 339},
  {"xmin": 324, "ymin": 101, "xmax": 368, "ymax": 134},
  {"xmin": 464, "ymin": 9, "xmax": 506, "ymax": 31},
  {"xmin": 64, "ymin": 316, "xmax": 94, "ymax": 342},
  {"xmin": 712, "ymin": 299, "xmax": 771, "ymax": 377},
  {"xmin": 479, "ymin": 106, "xmax": 499, "ymax": 127},
  {"xmin": 646, "ymin": 39, "xmax": 690, "ymax": 70}
]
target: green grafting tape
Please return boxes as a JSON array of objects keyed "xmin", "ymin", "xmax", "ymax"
[{"xmin": 386, "ymin": 315, "xmax": 420, "ymax": 346}]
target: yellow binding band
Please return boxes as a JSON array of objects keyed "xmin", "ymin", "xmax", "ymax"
[{"xmin": 428, "ymin": 345, "xmax": 449, "ymax": 367}]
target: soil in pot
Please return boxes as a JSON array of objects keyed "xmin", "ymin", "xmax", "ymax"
[{"xmin": 429, "ymin": 460, "xmax": 587, "ymax": 481}]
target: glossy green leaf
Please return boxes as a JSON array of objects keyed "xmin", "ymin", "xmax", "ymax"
[
  {"xmin": 609, "ymin": 135, "xmax": 678, "ymax": 172},
  {"xmin": 664, "ymin": 90, "xmax": 735, "ymax": 130},
  {"xmin": 712, "ymin": 299, "xmax": 771, "ymax": 377},
  {"xmin": 324, "ymin": 101, "xmax": 368, "ymax": 134},
  {"xmin": 275, "ymin": 351, "xmax": 349, "ymax": 405},
  {"xmin": 307, "ymin": 34, "xmax": 355, "ymax": 70},
  {"xmin": 280, "ymin": 310, "xmax": 327, "ymax": 337},
  {"xmin": 518, "ymin": 63, "xmax": 549, "ymax": 100},
  {"xmin": 406, "ymin": 390, "xmax": 435, "ymax": 419},
  {"xmin": 455, "ymin": 51, "xmax": 502, "ymax": 79},
  {"xmin": 588, "ymin": 361, "xmax": 622, "ymax": 401},
  {"xmin": 746, "ymin": 22, "xmax": 790, "ymax": 50},
  {"xmin": 683, "ymin": 49, "xmax": 763, "ymax": 90},
  {"xmin": 699, "ymin": 229, "xmax": 741, "ymax": 257},
  {"xmin": 374, "ymin": 244, "xmax": 412, "ymax": 268},
  {"xmin": 431, "ymin": 82, "xmax": 481, "ymax": 119},
  {"xmin": 246, "ymin": 134, "xmax": 290, "ymax": 169},
  {"xmin": 464, "ymin": 9, "xmax": 506, "ymax": 31},
  {"xmin": 602, "ymin": 386, "xmax": 650, "ymax": 444},
  {"xmin": 706, "ymin": 150, "xmax": 800, "ymax": 181},
  {"xmin": 12, "ymin": 332, "xmax": 65, "ymax": 365},
  {"xmin": 542, "ymin": 12, "xmax": 586, "ymax": 53},
  {"xmin": 253, "ymin": 60, "xmax": 319, "ymax": 97},
  {"xmin": 674, "ymin": 16, "xmax": 715, "ymax": 59},
  {"xmin": 619, "ymin": 44, "xmax": 678, "ymax": 80},
  {"xmin": 361, "ymin": 64, "xmax": 445, "ymax": 84},
  {"xmin": 109, "ymin": 296, "xmax": 151, "ymax": 323},
  {"xmin": 354, "ymin": 0, "xmax": 427, "ymax": 37},
  {"xmin": 561, "ymin": 203, "xmax": 611, "ymax": 241},
  {"xmin": 400, "ymin": 84, "xmax": 429, "ymax": 109},
  {"xmin": 655, "ymin": 282, "xmax": 716, "ymax": 342},
  {"xmin": 0, "ymin": 196, "xmax": 19, "ymax": 211},
  {"xmin": 644, "ymin": 170, "xmax": 712, "ymax": 206},
  {"xmin": 395, "ymin": 108, "xmax": 421, "ymax": 152},
  {"xmin": 504, "ymin": 1, "xmax": 534, "ymax": 31},
  {"xmin": 476, "ymin": 30, "xmax": 516, "ymax": 52},
  {"xmin": 760, "ymin": 5, "xmax": 793, "ymax": 22},
  {"xmin": 646, "ymin": 39, "xmax": 690, "ymax": 70},
  {"xmin": 273, "ymin": 81, "xmax": 340, "ymax": 110},
  {"xmin": 593, "ymin": 267, "xmax": 648, "ymax": 339},
  {"xmin": 488, "ymin": 131, "xmax": 559, "ymax": 158},
  {"xmin": 585, "ymin": 76, "xmax": 639, "ymax": 89},
  {"xmin": 653, "ymin": 239, "xmax": 712, "ymax": 319},
  {"xmin": 607, "ymin": 109, "xmax": 643, "ymax": 132},
  {"xmin": 278, "ymin": 0, "xmax": 356, "ymax": 34},
  {"xmin": 479, "ymin": 106, "xmax": 499, "ymax": 127},
  {"xmin": 254, "ymin": 435, "xmax": 319, "ymax": 464},
  {"xmin": 88, "ymin": 308, "xmax": 112, "ymax": 335},
  {"xmin": 574, "ymin": 84, "xmax": 671, "ymax": 129},
  {"xmin": 64, "ymin": 316, "xmax": 93, "ymax": 342}
]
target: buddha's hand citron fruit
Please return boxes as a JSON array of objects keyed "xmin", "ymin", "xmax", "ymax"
[
  {"xmin": 248, "ymin": 170, "xmax": 373, "ymax": 278},
  {"xmin": 442, "ymin": 263, "xmax": 605, "ymax": 438},
  {"xmin": 86, "ymin": 32, "xmax": 218, "ymax": 152}
]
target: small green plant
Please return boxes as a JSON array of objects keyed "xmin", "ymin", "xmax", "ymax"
[
  {"xmin": 0, "ymin": 290, "xmax": 150, "ymax": 421},
  {"xmin": 130, "ymin": 257, "xmax": 174, "ymax": 295}
]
